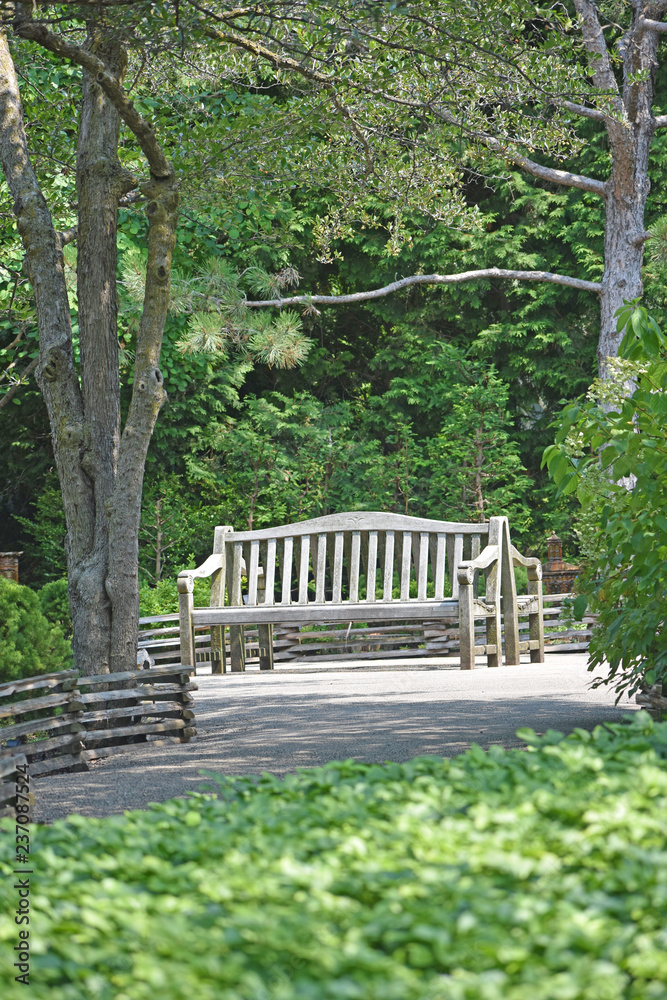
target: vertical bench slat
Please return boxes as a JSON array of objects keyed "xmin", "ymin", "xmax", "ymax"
[
  {"xmin": 449, "ymin": 533, "xmax": 464, "ymax": 600},
  {"xmin": 315, "ymin": 533, "xmax": 327, "ymax": 603},
  {"xmin": 417, "ymin": 532, "xmax": 429, "ymax": 600},
  {"xmin": 471, "ymin": 534, "xmax": 481, "ymax": 596},
  {"xmin": 264, "ymin": 538, "xmax": 276, "ymax": 605},
  {"xmin": 231, "ymin": 541, "xmax": 243, "ymax": 605},
  {"xmin": 332, "ymin": 532, "xmax": 344, "ymax": 603},
  {"xmin": 366, "ymin": 530, "xmax": 378, "ymax": 602},
  {"xmin": 434, "ymin": 533, "xmax": 446, "ymax": 601},
  {"xmin": 298, "ymin": 535, "xmax": 311, "ymax": 604},
  {"xmin": 349, "ymin": 530, "xmax": 361, "ymax": 602},
  {"xmin": 400, "ymin": 531, "xmax": 412, "ymax": 601},
  {"xmin": 383, "ymin": 530, "xmax": 395, "ymax": 602},
  {"xmin": 281, "ymin": 536, "xmax": 293, "ymax": 604},
  {"xmin": 247, "ymin": 539, "xmax": 260, "ymax": 605}
]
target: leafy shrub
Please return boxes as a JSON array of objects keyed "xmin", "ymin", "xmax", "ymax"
[
  {"xmin": 1, "ymin": 714, "xmax": 667, "ymax": 998},
  {"xmin": 37, "ymin": 577, "xmax": 72, "ymax": 638},
  {"xmin": 0, "ymin": 578, "xmax": 72, "ymax": 683},
  {"xmin": 139, "ymin": 576, "xmax": 210, "ymax": 618},
  {"xmin": 12, "ymin": 471, "xmax": 67, "ymax": 584},
  {"xmin": 544, "ymin": 304, "xmax": 667, "ymax": 700}
]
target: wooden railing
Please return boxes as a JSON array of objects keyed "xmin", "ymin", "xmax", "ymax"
[
  {"xmin": 0, "ymin": 666, "xmax": 197, "ymax": 814},
  {"xmin": 138, "ymin": 591, "xmax": 589, "ymax": 669},
  {"xmin": 0, "ymin": 753, "xmax": 29, "ymax": 820}
]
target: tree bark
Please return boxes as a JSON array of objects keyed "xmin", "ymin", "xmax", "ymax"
[
  {"xmin": 3, "ymin": 16, "xmax": 178, "ymax": 675},
  {"xmin": 0, "ymin": 32, "xmax": 92, "ymax": 643},
  {"xmin": 70, "ymin": 27, "xmax": 136, "ymax": 674},
  {"xmin": 595, "ymin": 8, "xmax": 659, "ymax": 377},
  {"xmin": 106, "ymin": 169, "xmax": 178, "ymax": 673}
]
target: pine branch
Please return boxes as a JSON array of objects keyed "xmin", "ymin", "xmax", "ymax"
[{"xmin": 244, "ymin": 269, "xmax": 601, "ymax": 309}]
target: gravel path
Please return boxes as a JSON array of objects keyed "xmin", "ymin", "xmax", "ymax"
[{"xmin": 32, "ymin": 653, "xmax": 638, "ymax": 823}]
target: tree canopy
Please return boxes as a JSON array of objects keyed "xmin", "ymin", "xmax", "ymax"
[{"xmin": 3, "ymin": 1, "xmax": 667, "ymax": 673}]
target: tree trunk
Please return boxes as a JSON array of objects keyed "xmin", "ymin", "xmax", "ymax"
[
  {"xmin": 1, "ymin": 24, "xmax": 177, "ymax": 675},
  {"xmin": 599, "ymin": 137, "xmax": 656, "ymax": 377},
  {"xmin": 105, "ymin": 169, "xmax": 177, "ymax": 673},
  {"xmin": 69, "ymin": 28, "xmax": 136, "ymax": 674}
]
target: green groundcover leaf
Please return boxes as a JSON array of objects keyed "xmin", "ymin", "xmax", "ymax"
[{"xmin": 1, "ymin": 714, "xmax": 667, "ymax": 999}]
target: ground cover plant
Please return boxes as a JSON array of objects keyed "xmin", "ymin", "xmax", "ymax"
[{"xmin": 1, "ymin": 714, "xmax": 666, "ymax": 999}]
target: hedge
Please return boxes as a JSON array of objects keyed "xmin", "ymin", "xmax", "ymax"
[
  {"xmin": 1, "ymin": 714, "xmax": 666, "ymax": 999},
  {"xmin": 0, "ymin": 577, "xmax": 72, "ymax": 683}
]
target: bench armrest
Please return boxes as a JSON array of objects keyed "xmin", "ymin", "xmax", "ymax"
[
  {"xmin": 509, "ymin": 545, "xmax": 542, "ymax": 582},
  {"xmin": 177, "ymin": 554, "xmax": 225, "ymax": 594},
  {"xmin": 457, "ymin": 543, "xmax": 499, "ymax": 585}
]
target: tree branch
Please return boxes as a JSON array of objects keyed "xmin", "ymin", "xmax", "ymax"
[
  {"xmin": 639, "ymin": 17, "xmax": 667, "ymax": 33},
  {"xmin": 555, "ymin": 98, "xmax": 609, "ymax": 123},
  {"xmin": 197, "ymin": 6, "xmax": 608, "ymax": 200},
  {"xmin": 244, "ymin": 269, "xmax": 601, "ymax": 308},
  {"xmin": 573, "ymin": 0, "xmax": 625, "ymax": 120},
  {"xmin": 14, "ymin": 18, "xmax": 171, "ymax": 178},
  {"xmin": 500, "ymin": 147, "xmax": 606, "ymax": 197},
  {"xmin": 0, "ymin": 355, "xmax": 38, "ymax": 410},
  {"xmin": 653, "ymin": 113, "xmax": 667, "ymax": 127}
]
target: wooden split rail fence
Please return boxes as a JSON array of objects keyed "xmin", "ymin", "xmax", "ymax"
[
  {"xmin": 138, "ymin": 592, "xmax": 592, "ymax": 670},
  {"xmin": 0, "ymin": 666, "xmax": 196, "ymax": 817}
]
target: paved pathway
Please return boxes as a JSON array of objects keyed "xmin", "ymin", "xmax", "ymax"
[{"xmin": 33, "ymin": 654, "xmax": 638, "ymax": 823}]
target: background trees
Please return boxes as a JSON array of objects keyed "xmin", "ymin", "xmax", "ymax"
[{"xmin": 4, "ymin": 1, "xmax": 667, "ymax": 661}]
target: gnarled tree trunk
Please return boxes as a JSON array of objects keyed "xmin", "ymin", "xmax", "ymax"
[{"xmin": 0, "ymin": 16, "xmax": 178, "ymax": 675}]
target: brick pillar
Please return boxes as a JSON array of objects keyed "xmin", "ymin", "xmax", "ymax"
[{"xmin": 0, "ymin": 552, "xmax": 23, "ymax": 582}]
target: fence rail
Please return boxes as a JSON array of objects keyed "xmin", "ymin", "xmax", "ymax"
[
  {"xmin": 0, "ymin": 666, "xmax": 197, "ymax": 815},
  {"xmin": 139, "ymin": 591, "xmax": 588, "ymax": 670}
]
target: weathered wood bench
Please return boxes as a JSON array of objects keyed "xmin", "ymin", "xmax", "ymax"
[{"xmin": 177, "ymin": 512, "xmax": 544, "ymax": 672}]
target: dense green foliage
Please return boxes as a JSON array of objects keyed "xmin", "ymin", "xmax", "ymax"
[
  {"xmin": 1, "ymin": 714, "xmax": 666, "ymax": 998},
  {"xmin": 36, "ymin": 578, "xmax": 72, "ymax": 639},
  {"xmin": 543, "ymin": 305, "xmax": 667, "ymax": 700},
  {"xmin": 0, "ymin": 578, "xmax": 71, "ymax": 682},
  {"xmin": 7, "ymin": 3, "xmax": 667, "ymax": 588}
]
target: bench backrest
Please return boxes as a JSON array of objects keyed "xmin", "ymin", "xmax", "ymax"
[{"xmin": 212, "ymin": 512, "xmax": 494, "ymax": 608}]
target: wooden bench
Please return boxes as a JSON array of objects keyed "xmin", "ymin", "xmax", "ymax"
[{"xmin": 177, "ymin": 512, "xmax": 544, "ymax": 672}]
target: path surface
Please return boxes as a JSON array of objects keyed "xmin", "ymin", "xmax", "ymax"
[{"xmin": 33, "ymin": 654, "xmax": 638, "ymax": 823}]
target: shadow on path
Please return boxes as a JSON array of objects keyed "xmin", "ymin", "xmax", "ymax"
[{"xmin": 33, "ymin": 657, "xmax": 636, "ymax": 822}]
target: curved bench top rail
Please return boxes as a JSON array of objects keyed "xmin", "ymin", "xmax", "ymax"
[{"xmin": 221, "ymin": 512, "xmax": 491, "ymax": 542}]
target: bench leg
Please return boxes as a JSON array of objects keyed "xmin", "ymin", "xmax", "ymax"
[
  {"xmin": 211, "ymin": 625, "xmax": 226, "ymax": 674},
  {"xmin": 486, "ymin": 610, "xmax": 501, "ymax": 668},
  {"xmin": 459, "ymin": 581, "xmax": 474, "ymax": 670},
  {"xmin": 229, "ymin": 625, "xmax": 246, "ymax": 672},
  {"xmin": 258, "ymin": 624, "xmax": 274, "ymax": 670},
  {"xmin": 528, "ymin": 567, "xmax": 545, "ymax": 663},
  {"xmin": 529, "ymin": 612, "xmax": 544, "ymax": 663}
]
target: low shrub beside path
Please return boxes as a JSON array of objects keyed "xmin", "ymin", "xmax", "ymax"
[{"xmin": 1, "ymin": 714, "xmax": 666, "ymax": 999}]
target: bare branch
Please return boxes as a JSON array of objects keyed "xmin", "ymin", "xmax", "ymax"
[
  {"xmin": 639, "ymin": 17, "xmax": 667, "ymax": 33},
  {"xmin": 555, "ymin": 98, "xmax": 609, "ymax": 123},
  {"xmin": 654, "ymin": 113, "xmax": 667, "ymax": 127},
  {"xmin": 499, "ymin": 147, "xmax": 606, "ymax": 197},
  {"xmin": 244, "ymin": 269, "xmax": 601, "ymax": 309}
]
